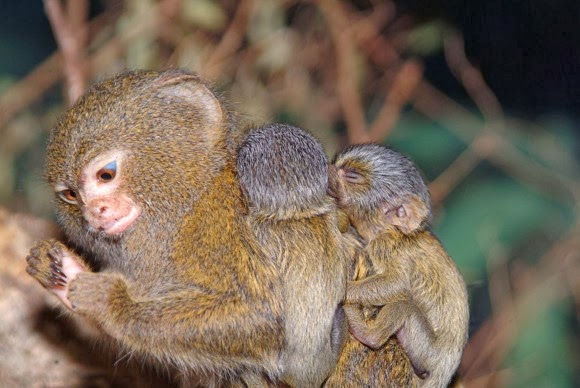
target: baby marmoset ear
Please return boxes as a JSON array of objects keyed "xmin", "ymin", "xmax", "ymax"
[{"xmin": 383, "ymin": 194, "xmax": 429, "ymax": 235}]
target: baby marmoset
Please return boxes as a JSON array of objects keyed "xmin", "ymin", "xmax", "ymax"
[
  {"xmin": 328, "ymin": 143, "xmax": 469, "ymax": 387},
  {"xmin": 237, "ymin": 123, "xmax": 349, "ymax": 387}
]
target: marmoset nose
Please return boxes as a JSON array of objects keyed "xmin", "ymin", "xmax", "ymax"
[{"xmin": 87, "ymin": 199, "xmax": 113, "ymax": 218}]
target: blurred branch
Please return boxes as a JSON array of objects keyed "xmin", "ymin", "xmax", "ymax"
[
  {"xmin": 0, "ymin": 4, "xmax": 122, "ymax": 134},
  {"xmin": 487, "ymin": 249, "xmax": 515, "ymax": 317},
  {"xmin": 413, "ymin": 82, "xmax": 579, "ymax": 205},
  {"xmin": 428, "ymin": 133, "xmax": 487, "ymax": 204},
  {"xmin": 0, "ymin": 53, "xmax": 63, "ymax": 131},
  {"xmin": 44, "ymin": 0, "xmax": 90, "ymax": 105},
  {"xmin": 443, "ymin": 31, "xmax": 503, "ymax": 120},
  {"xmin": 201, "ymin": 0, "xmax": 255, "ymax": 80},
  {"xmin": 318, "ymin": 0, "xmax": 422, "ymax": 145},
  {"xmin": 318, "ymin": 0, "xmax": 370, "ymax": 143},
  {"xmin": 346, "ymin": 18, "xmax": 579, "ymax": 206},
  {"xmin": 437, "ymin": 29, "xmax": 579, "ymax": 207},
  {"xmin": 350, "ymin": 1, "xmax": 397, "ymax": 67},
  {"xmin": 367, "ymin": 60, "xmax": 423, "ymax": 142},
  {"xmin": 461, "ymin": 225, "xmax": 580, "ymax": 383},
  {"xmin": 429, "ymin": 29, "xmax": 579, "ymax": 206}
]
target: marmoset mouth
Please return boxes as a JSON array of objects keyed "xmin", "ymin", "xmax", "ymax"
[{"xmin": 96, "ymin": 205, "xmax": 142, "ymax": 235}]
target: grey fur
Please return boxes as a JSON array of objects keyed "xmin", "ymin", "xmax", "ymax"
[
  {"xmin": 237, "ymin": 123, "xmax": 332, "ymax": 219},
  {"xmin": 237, "ymin": 123, "xmax": 349, "ymax": 387},
  {"xmin": 333, "ymin": 144, "xmax": 431, "ymax": 222}
]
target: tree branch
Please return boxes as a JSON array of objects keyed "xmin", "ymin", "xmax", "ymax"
[
  {"xmin": 43, "ymin": 0, "xmax": 90, "ymax": 105},
  {"xmin": 318, "ymin": 0, "xmax": 370, "ymax": 144}
]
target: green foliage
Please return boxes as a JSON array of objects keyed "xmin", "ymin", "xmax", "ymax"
[
  {"xmin": 386, "ymin": 113, "xmax": 574, "ymax": 278},
  {"xmin": 435, "ymin": 176, "xmax": 571, "ymax": 276},
  {"xmin": 406, "ymin": 20, "xmax": 448, "ymax": 56},
  {"xmin": 505, "ymin": 300, "xmax": 574, "ymax": 388},
  {"xmin": 387, "ymin": 113, "xmax": 465, "ymax": 179}
]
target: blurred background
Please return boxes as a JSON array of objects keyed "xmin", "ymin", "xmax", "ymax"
[{"xmin": 0, "ymin": 0, "xmax": 578, "ymax": 386}]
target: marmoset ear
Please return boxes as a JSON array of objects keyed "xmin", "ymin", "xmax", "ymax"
[
  {"xmin": 154, "ymin": 71, "xmax": 225, "ymax": 145},
  {"xmin": 383, "ymin": 194, "xmax": 429, "ymax": 234}
]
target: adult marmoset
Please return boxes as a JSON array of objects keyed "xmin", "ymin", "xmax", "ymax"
[{"xmin": 27, "ymin": 69, "xmax": 285, "ymax": 386}]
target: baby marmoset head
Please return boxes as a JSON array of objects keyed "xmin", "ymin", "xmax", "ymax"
[
  {"xmin": 237, "ymin": 123, "xmax": 334, "ymax": 220},
  {"xmin": 330, "ymin": 144, "xmax": 432, "ymax": 237}
]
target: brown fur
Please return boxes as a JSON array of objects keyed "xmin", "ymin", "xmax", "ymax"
[
  {"xmin": 328, "ymin": 144, "xmax": 469, "ymax": 388},
  {"xmin": 325, "ymin": 239, "xmax": 415, "ymax": 388},
  {"xmin": 237, "ymin": 124, "xmax": 349, "ymax": 387},
  {"xmin": 26, "ymin": 70, "xmax": 285, "ymax": 386},
  {"xmin": 345, "ymin": 228, "xmax": 469, "ymax": 387}
]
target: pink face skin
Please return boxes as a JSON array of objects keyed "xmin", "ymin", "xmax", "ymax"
[
  {"xmin": 54, "ymin": 150, "xmax": 142, "ymax": 236},
  {"xmin": 46, "ymin": 150, "xmax": 142, "ymax": 309}
]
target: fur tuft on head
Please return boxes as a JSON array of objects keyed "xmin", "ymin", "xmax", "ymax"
[
  {"xmin": 332, "ymin": 144, "xmax": 432, "ymax": 234},
  {"xmin": 237, "ymin": 124, "xmax": 334, "ymax": 220}
]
